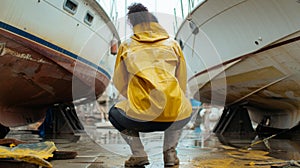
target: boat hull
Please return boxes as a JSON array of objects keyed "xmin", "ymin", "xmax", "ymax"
[
  {"xmin": 176, "ymin": 0, "xmax": 300, "ymax": 129},
  {"xmin": 0, "ymin": 0, "xmax": 119, "ymax": 127}
]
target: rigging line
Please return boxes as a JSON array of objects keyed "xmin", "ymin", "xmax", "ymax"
[
  {"xmin": 191, "ymin": 34, "xmax": 196, "ymax": 58},
  {"xmin": 243, "ymin": 129, "xmax": 288, "ymax": 150}
]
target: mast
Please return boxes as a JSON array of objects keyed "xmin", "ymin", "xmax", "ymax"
[{"xmin": 125, "ymin": 0, "xmax": 127, "ymax": 39}]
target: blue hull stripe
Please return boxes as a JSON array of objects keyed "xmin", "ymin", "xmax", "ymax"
[{"xmin": 0, "ymin": 21, "xmax": 111, "ymax": 79}]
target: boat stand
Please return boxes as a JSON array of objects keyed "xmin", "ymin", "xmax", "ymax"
[
  {"xmin": 213, "ymin": 104, "xmax": 256, "ymax": 138},
  {"xmin": 0, "ymin": 123, "xmax": 10, "ymax": 139},
  {"xmin": 38, "ymin": 104, "xmax": 84, "ymax": 137}
]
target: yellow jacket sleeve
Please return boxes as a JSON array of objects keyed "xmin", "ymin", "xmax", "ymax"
[
  {"xmin": 113, "ymin": 44, "xmax": 128, "ymax": 98},
  {"xmin": 174, "ymin": 42, "xmax": 187, "ymax": 93}
]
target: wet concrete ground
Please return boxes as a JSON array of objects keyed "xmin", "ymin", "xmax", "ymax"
[{"xmin": 5, "ymin": 122, "xmax": 300, "ymax": 168}]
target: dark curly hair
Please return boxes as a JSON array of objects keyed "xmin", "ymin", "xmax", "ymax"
[{"xmin": 127, "ymin": 3, "xmax": 158, "ymax": 27}]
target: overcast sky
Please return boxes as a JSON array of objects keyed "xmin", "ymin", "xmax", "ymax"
[
  {"xmin": 119, "ymin": 0, "xmax": 180, "ymax": 16},
  {"xmin": 99, "ymin": 0, "xmax": 183, "ymax": 16},
  {"xmin": 97, "ymin": 0, "xmax": 204, "ymax": 39}
]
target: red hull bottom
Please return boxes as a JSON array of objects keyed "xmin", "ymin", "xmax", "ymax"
[{"xmin": 0, "ymin": 29, "xmax": 108, "ymax": 127}]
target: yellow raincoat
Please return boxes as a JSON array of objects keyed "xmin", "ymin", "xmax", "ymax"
[{"xmin": 113, "ymin": 22, "xmax": 192, "ymax": 122}]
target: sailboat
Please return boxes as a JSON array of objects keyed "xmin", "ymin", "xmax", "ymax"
[
  {"xmin": 0, "ymin": 0, "xmax": 119, "ymax": 136},
  {"xmin": 176, "ymin": 0, "xmax": 300, "ymax": 134}
]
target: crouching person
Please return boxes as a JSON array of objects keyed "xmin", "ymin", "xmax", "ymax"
[{"xmin": 108, "ymin": 3, "xmax": 192, "ymax": 167}]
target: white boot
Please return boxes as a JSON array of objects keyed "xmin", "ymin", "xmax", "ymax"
[
  {"xmin": 163, "ymin": 129, "xmax": 182, "ymax": 166},
  {"xmin": 163, "ymin": 147, "xmax": 179, "ymax": 167},
  {"xmin": 121, "ymin": 130, "xmax": 149, "ymax": 167}
]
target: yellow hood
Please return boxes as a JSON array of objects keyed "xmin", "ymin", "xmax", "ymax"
[{"xmin": 131, "ymin": 22, "xmax": 169, "ymax": 42}]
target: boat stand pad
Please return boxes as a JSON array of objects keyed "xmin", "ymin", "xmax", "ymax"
[
  {"xmin": 213, "ymin": 105, "xmax": 256, "ymax": 138},
  {"xmin": 0, "ymin": 124, "xmax": 9, "ymax": 139},
  {"xmin": 38, "ymin": 104, "xmax": 84, "ymax": 137}
]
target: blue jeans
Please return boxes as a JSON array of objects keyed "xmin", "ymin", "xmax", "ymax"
[{"xmin": 108, "ymin": 105, "xmax": 191, "ymax": 133}]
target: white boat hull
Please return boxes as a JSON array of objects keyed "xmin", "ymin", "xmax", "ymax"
[{"xmin": 176, "ymin": 0, "xmax": 300, "ymax": 129}]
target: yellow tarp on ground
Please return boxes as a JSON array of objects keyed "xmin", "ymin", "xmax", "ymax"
[
  {"xmin": 0, "ymin": 141, "xmax": 57, "ymax": 168},
  {"xmin": 193, "ymin": 145, "xmax": 285, "ymax": 168}
]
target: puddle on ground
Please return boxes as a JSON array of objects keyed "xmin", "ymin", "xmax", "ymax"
[
  {"xmin": 83, "ymin": 121, "xmax": 297, "ymax": 167},
  {"xmin": 5, "ymin": 116, "xmax": 300, "ymax": 168}
]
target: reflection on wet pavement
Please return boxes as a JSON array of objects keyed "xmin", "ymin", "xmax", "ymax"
[{"xmin": 5, "ymin": 120, "xmax": 300, "ymax": 168}]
